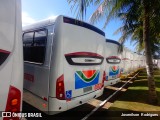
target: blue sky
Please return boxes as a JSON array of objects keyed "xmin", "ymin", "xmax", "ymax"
[{"xmin": 22, "ymin": 0, "xmax": 136, "ymax": 51}]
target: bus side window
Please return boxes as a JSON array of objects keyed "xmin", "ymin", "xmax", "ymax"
[
  {"xmin": 23, "ymin": 29, "xmax": 47, "ymax": 64},
  {"xmin": 23, "ymin": 32, "xmax": 34, "ymax": 62},
  {"xmin": 33, "ymin": 30, "xmax": 47, "ymax": 63}
]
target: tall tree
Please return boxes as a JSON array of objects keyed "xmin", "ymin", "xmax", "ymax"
[
  {"xmin": 115, "ymin": 5, "xmax": 160, "ymax": 56},
  {"xmin": 68, "ymin": 0, "xmax": 160, "ymax": 104},
  {"xmin": 142, "ymin": 0, "xmax": 157, "ymax": 104}
]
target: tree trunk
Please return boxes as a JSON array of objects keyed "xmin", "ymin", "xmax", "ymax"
[{"xmin": 143, "ymin": 0, "xmax": 158, "ymax": 104}]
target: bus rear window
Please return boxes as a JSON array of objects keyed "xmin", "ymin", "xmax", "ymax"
[{"xmin": 23, "ymin": 29, "xmax": 47, "ymax": 64}]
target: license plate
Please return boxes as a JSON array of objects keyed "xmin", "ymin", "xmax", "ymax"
[
  {"xmin": 83, "ymin": 86, "xmax": 92, "ymax": 93},
  {"xmin": 111, "ymin": 75, "xmax": 117, "ymax": 79}
]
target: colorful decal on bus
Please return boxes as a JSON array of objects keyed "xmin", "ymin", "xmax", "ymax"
[
  {"xmin": 109, "ymin": 66, "xmax": 119, "ymax": 76},
  {"xmin": 24, "ymin": 73, "xmax": 34, "ymax": 82},
  {"xmin": 75, "ymin": 70, "xmax": 99, "ymax": 89},
  {"xmin": 122, "ymin": 58, "xmax": 130, "ymax": 60}
]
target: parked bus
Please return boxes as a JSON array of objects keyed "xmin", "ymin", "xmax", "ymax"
[
  {"xmin": 0, "ymin": 0, "xmax": 23, "ymax": 119},
  {"xmin": 104, "ymin": 39, "xmax": 121, "ymax": 86},
  {"xmin": 158, "ymin": 59, "xmax": 160, "ymax": 69},
  {"xmin": 23, "ymin": 15, "xmax": 106, "ymax": 114},
  {"xmin": 137, "ymin": 54, "xmax": 143, "ymax": 69},
  {"xmin": 132, "ymin": 52, "xmax": 138, "ymax": 71},
  {"xmin": 130, "ymin": 52, "xmax": 134, "ymax": 72},
  {"xmin": 121, "ymin": 47, "xmax": 132, "ymax": 75}
]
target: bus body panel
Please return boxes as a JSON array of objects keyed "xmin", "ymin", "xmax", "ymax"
[
  {"xmin": 23, "ymin": 16, "xmax": 105, "ymax": 113},
  {"xmin": 104, "ymin": 40, "xmax": 121, "ymax": 86},
  {"xmin": 136, "ymin": 54, "xmax": 139, "ymax": 69},
  {"xmin": 23, "ymin": 25, "xmax": 55, "ymax": 111},
  {"xmin": 157, "ymin": 59, "xmax": 160, "ymax": 69},
  {"xmin": 24, "ymin": 64, "xmax": 50, "ymax": 100},
  {"xmin": 0, "ymin": 0, "xmax": 23, "ymax": 116},
  {"xmin": 129, "ymin": 52, "xmax": 133, "ymax": 72},
  {"xmin": 121, "ymin": 48, "xmax": 132, "ymax": 74},
  {"xmin": 140, "ymin": 55, "xmax": 145, "ymax": 68},
  {"xmin": 132, "ymin": 53, "xmax": 137, "ymax": 71},
  {"xmin": 125, "ymin": 49, "xmax": 132, "ymax": 73},
  {"xmin": 0, "ymin": 1, "xmax": 15, "ymax": 52},
  {"xmin": 49, "ymin": 16, "xmax": 105, "ymax": 112},
  {"xmin": 63, "ymin": 19, "xmax": 105, "ymax": 98},
  {"xmin": 48, "ymin": 88, "xmax": 103, "ymax": 114}
]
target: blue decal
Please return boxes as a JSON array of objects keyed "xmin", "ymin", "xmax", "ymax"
[
  {"xmin": 66, "ymin": 90, "xmax": 72, "ymax": 99},
  {"xmin": 75, "ymin": 72, "xmax": 99, "ymax": 89},
  {"xmin": 109, "ymin": 67, "xmax": 119, "ymax": 76}
]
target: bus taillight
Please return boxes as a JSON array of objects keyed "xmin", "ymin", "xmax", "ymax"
[
  {"xmin": 56, "ymin": 75, "xmax": 65, "ymax": 100},
  {"xmin": 4, "ymin": 86, "xmax": 21, "ymax": 120}
]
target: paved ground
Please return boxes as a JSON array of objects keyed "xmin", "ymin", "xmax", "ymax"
[{"xmin": 22, "ymin": 76, "xmax": 136, "ymax": 120}]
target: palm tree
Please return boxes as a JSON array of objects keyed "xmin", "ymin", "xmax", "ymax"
[
  {"xmin": 67, "ymin": 0, "xmax": 160, "ymax": 104},
  {"xmin": 115, "ymin": 8, "xmax": 160, "ymax": 56},
  {"xmin": 142, "ymin": 1, "xmax": 158, "ymax": 104}
]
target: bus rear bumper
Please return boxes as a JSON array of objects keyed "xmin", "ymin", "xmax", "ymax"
[
  {"xmin": 104, "ymin": 78, "xmax": 120, "ymax": 87},
  {"xmin": 48, "ymin": 88, "xmax": 103, "ymax": 115}
]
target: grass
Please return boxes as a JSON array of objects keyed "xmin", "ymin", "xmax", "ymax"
[{"xmin": 108, "ymin": 68, "xmax": 160, "ymax": 120}]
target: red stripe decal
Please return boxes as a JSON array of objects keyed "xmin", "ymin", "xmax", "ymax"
[
  {"xmin": 24, "ymin": 73, "xmax": 34, "ymax": 82},
  {"xmin": 122, "ymin": 58, "xmax": 130, "ymax": 60},
  {"xmin": 65, "ymin": 52, "xmax": 103, "ymax": 58},
  {"xmin": 0, "ymin": 49, "xmax": 11, "ymax": 66},
  {"xmin": 107, "ymin": 56, "xmax": 120, "ymax": 59},
  {"xmin": 0, "ymin": 49, "xmax": 10, "ymax": 54}
]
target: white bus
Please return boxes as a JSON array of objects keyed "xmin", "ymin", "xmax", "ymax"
[
  {"xmin": 138, "ymin": 55, "xmax": 142, "ymax": 68},
  {"xmin": 132, "ymin": 52, "xmax": 138, "ymax": 71},
  {"xmin": 130, "ymin": 52, "xmax": 135, "ymax": 72},
  {"xmin": 158, "ymin": 59, "xmax": 160, "ymax": 69},
  {"xmin": 23, "ymin": 15, "xmax": 106, "ymax": 114},
  {"xmin": 104, "ymin": 39, "xmax": 121, "ymax": 86},
  {"xmin": 121, "ymin": 48, "xmax": 132, "ymax": 74},
  {"xmin": 0, "ymin": 0, "xmax": 23, "ymax": 119}
]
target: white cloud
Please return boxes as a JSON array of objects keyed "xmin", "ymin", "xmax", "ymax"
[
  {"xmin": 22, "ymin": 12, "xmax": 36, "ymax": 26},
  {"xmin": 22, "ymin": 12, "xmax": 58, "ymax": 26},
  {"xmin": 47, "ymin": 15, "xmax": 58, "ymax": 19},
  {"xmin": 36, "ymin": 15, "xmax": 58, "ymax": 23}
]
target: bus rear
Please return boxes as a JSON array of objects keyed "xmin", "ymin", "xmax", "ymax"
[
  {"xmin": 132, "ymin": 52, "xmax": 137, "ymax": 71},
  {"xmin": 49, "ymin": 16, "xmax": 105, "ymax": 113},
  {"xmin": 126, "ymin": 49, "xmax": 132, "ymax": 73},
  {"xmin": 0, "ymin": 0, "xmax": 23, "ymax": 119},
  {"xmin": 121, "ymin": 48, "xmax": 132, "ymax": 74},
  {"xmin": 104, "ymin": 40, "xmax": 121, "ymax": 86}
]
